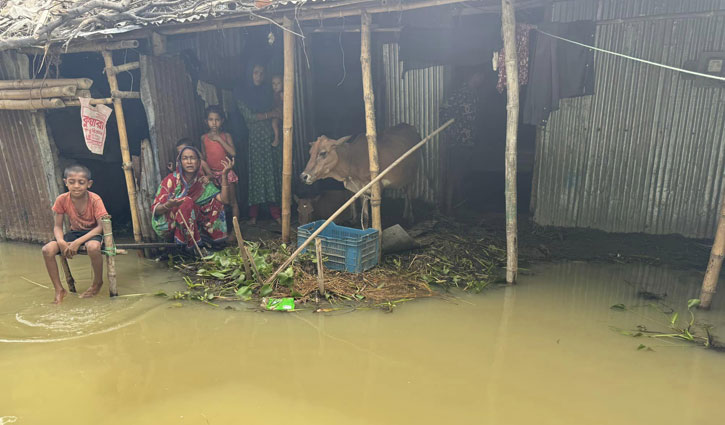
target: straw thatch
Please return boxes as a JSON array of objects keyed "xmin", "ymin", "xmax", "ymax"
[{"xmin": 0, "ymin": 0, "xmax": 267, "ymax": 51}]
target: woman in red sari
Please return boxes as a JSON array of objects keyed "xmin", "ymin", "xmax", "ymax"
[{"xmin": 152, "ymin": 146, "xmax": 234, "ymax": 249}]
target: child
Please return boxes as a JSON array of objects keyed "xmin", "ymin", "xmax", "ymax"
[
  {"xmin": 201, "ymin": 106, "xmax": 240, "ymax": 220},
  {"xmin": 41, "ymin": 164, "xmax": 108, "ymax": 304},
  {"xmin": 271, "ymin": 75, "xmax": 283, "ymax": 147}
]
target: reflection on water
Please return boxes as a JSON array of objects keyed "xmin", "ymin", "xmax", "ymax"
[{"xmin": 1, "ymin": 242, "xmax": 725, "ymax": 424}]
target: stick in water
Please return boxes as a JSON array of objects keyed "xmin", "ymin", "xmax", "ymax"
[
  {"xmin": 265, "ymin": 119, "xmax": 455, "ymax": 284},
  {"xmin": 232, "ymin": 217, "xmax": 253, "ymax": 281},
  {"xmin": 315, "ymin": 238, "xmax": 325, "ymax": 295}
]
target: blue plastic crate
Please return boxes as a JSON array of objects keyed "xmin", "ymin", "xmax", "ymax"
[{"xmin": 297, "ymin": 220, "xmax": 379, "ymax": 273}]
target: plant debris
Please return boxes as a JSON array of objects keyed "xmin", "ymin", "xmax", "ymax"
[{"xmin": 162, "ymin": 219, "xmax": 508, "ymax": 309}]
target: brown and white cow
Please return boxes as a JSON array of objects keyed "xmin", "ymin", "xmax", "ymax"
[{"xmin": 300, "ymin": 123, "xmax": 420, "ymax": 225}]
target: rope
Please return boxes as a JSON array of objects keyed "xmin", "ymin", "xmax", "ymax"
[{"xmin": 536, "ymin": 29, "xmax": 725, "ymax": 82}]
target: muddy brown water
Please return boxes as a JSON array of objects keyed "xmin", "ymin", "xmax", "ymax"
[{"xmin": 2, "ymin": 241, "xmax": 725, "ymax": 424}]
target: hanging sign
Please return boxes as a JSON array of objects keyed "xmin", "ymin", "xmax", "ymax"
[{"xmin": 79, "ymin": 97, "xmax": 112, "ymax": 155}]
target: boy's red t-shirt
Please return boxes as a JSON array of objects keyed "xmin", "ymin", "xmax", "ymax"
[{"xmin": 52, "ymin": 192, "xmax": 108, "ymax": 231}]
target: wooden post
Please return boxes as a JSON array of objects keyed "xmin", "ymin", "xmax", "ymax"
[
  {"xmin": 59, "ymin": 257, "xmax": 76, "ymax": 293},
  {"xmin": 0, "ymin": 85, "xmax": 76, "ymax": 99},
  {"xmin": 700, "ymin": 190, "xmax": 725, "ymax": 309},
  {"xmin": 101, "ymin": 215, "xmax": 118, "ymax": 297},
  {"xmin": 360, "ymin": 11, "xmax": 383, "ymax": 236},
  {"xmin": 233, "ymin": 216, "xmax": 253, "ymax": 281},
  {"xmin": 281, "ymin": 16, "xmax": 296, "ymax": 244},
  {"xmin": 102, "ymin": 50, "xmax": 143, "ymax": 244},
  {"xmin": 501, "ymin": 0, "xmax": 519, "ymax": 284},
  {"xmin": 315, "ymin": 238, "xmax": 325, "ymax": 295}
]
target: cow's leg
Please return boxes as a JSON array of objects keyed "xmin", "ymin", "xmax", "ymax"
[
  {"xmin": 361, "ymin": 196, "xmax": 370, "ymax": 229},
  {"xmin": 404, "ymin": 187, "xmax": 414, "ymax": 225}
]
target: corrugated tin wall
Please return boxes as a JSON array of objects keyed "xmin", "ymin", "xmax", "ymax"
[
  {"xmin": 382, "ymin": 43, "xmax": 444, "ymax": 204},
  {"xmin": 0, "ymin": 52, "xmax": 61, "ymax": 242},
  {"xmin": 140, "ymin": 54, "xmax": 206, "ymax": 183},
  {"xmin": 533, "ymin": 0, "xmax": 725, "ymax": 239}
]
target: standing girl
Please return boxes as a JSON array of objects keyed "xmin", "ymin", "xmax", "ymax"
[
  {"xmin": 201, "ymin": 105, "xmax": 240, "ymax": 221},
  {"xmin": 237, "ymin": 63, "xmax": 282, "ymax": 225}
]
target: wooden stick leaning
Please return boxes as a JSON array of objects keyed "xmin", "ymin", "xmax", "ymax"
[
  {"xmin": 178, "ymin": 213, "xmax": 205, "ymax": 258},
  {"xmin": 699, "ymin": 185, "xmax": 725, "ymax": 309},
  {"xmin": 315, "ymin": 238, "xmax": 325, "ymax": 295},
  {"xmin": 232, "ymin": 217, "xmax": 254, "ymax": 282},
  {"xmin": 59, "ymin": 256, "xmax": 76, "ymax": 293},
  {"xmin": 265, "ymin": 119, "xmax": 455, "ymax": 284}
]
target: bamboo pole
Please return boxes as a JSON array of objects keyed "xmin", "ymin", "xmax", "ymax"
[
  {"xmin": 501, "ymin": 0, "xmax": 519, "ymax": 285},
  {"xmin": 101, "ymin": 50, "xmax": 142, "ymax": 244},
  {"xmin": 315, "ymin": 238, "xmax": 325, "ymax": 295},
  {"xmin": 100, "ymin": 216, "xmax": 118, "ymax": 297},
  {"xmin": 265, "ymin": 119, "xmax": 454, "ymax": 284},
  {"xmin": 59, "ymin": 256, "xmax": 76, "ymax": 293},
  {"xmin": 0, "ymin": 85, "xmax": 76, "ymax": 99},
  {"xmin": 281, "ymin": 16, "xmax": 296, "ymax": 244},
  {"xmin": 0, "ymin": 78, "xmax": 92, "ymax": 90},
  {"xmin": 699, "ymin": 190, "xmax": 725, "ymax": 309},
  {"xmin": 0, "ymin": 98, "xmax": 65, "ymax": 109},
  {"xmin": 22, "ymin": 40, "xmax": 140, "ymax": 55},
  {"xmin": 106, "ymin": 61, "xmax": 140, "ymax": 75},
  {"xmin": 111, "ymin": 90, "xmax": 141, "ymax": 99},
  {"xmin": 233, "ymin": 216, "xmax": 253, "ymax": 281},
  {"xmin": 75, "ymin": 90, "xmax": 92, "ymax": 98},
  {"xmin": 360, "ymin": 11, "xmax": 383, "ymax": 235},
  {"xmin": 63, "ymin": 98, "xmax": 113, "ymax": 107}
]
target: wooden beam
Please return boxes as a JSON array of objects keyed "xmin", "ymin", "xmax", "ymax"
[
  {"xmin": 501, "ymin": 0, "xmax": 519, "ymax": 284},
  {"xmin": 21, "ymin": 40, "xmax": 140, "ymax": 55},
  {"xmin": 63, "ymin": 98, "xmax": 113, "ymax": 107},
  {"xmin": 0, "ymin": 85, "xmax": 76, "ymax": 99},
  {"xmin": 106, "ymin": 61, "xmax": 140, "ymax": 75},
  {"xmin": 111, "ymin": 90, "xmax": 141, "ymax": 99},
  {"xmin": 101, "ymin": 51, "xmax": 143, "ymax": 244},
  {"xmin": 158, "ymin": 0, "xmax": 481, "ymax": 36},
  {"xmin": 0, "ymin": 98, "xmax": 65, "ymax": 109},
  {"xmin": 281, "ymin": 16, "xmax": 296, "ymax": 244},
  {"xmin": 0, "ymin": 78, "xmax": 92, "ymax": 90},
  {"xmin": 360, "ymin": 11, "xmax": 383, "ymax": 236}
]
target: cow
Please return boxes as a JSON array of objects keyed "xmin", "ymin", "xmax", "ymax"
[
  {"xmin": 294, "ymin": 190, "xmax": 356, "ymax": 225},
  {"xmin": 300, "ymin": 123, "xmax": 420, "ymax": 226}
]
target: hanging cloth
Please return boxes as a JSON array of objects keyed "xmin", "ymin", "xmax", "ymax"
[{"xmin": 496, "ymin": 24, "xmax": 535, "ymax": 93}]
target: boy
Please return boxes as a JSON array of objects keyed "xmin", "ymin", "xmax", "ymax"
[{"xmin": 41, "ymin": 164, "xmax": 108, "ymax": 304}]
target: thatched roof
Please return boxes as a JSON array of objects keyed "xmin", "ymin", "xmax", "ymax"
[{"xmin": 0, "ymin": 0, "xmax": 278, "ymax": 51}]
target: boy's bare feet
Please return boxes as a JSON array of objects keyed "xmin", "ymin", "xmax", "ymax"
[
  {"xmin": 53, "ymin": 288, "xmax": 67, "ymax": 304},
  {"xmin": 80, "ymin": 282, "xmax": 103, "ymax": 298}
]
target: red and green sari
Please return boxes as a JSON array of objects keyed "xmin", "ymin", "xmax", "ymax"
[{"xmin": 152, "ymin": 161, "xmax": 227, "ymax": 248}]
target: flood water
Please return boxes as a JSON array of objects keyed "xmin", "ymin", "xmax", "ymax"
[{"xmin": 2, "ymin": 241, "xmax": 725, "ymax": 425}]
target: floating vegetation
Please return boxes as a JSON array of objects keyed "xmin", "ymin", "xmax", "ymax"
[
  {"xmin": 610, "ymin": 299, "xmax": 724, "ymax": 352},
  {"xmin": 161, "ymin": 221, "xmax": 508, "ymax": 309}
]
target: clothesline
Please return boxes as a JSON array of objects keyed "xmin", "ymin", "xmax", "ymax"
[{"xmin": 536, "ymin": 28, "xmax": 725, "ymax": 82}]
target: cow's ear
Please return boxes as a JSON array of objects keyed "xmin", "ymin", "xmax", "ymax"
[
  {"xmin": 293, "ymin": 194, "xmax": 300, "ymax": 202},
  {"xmin": 311, "ymin": 135, "xmax": 326, "ymax": 146},
  {"xmin": 333, "ymin": 135, "xmax": 352, "ymax": 146}
]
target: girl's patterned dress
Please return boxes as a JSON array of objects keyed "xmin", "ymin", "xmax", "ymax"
[{"xmin": 238, "ymin": 100, "xmax": 282, "ymax": 208}]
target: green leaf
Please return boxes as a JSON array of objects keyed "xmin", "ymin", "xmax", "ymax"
[
  {"xmin": 670, "ymin": 312, "xmax": 679, "ymax": 326},
  {"xmin": 279, "ymin": 267, "xmax": 294, "ymax": 287},
  {"xmin": 236, "ymin": 286, "xmax": 252, "ymax": 297},
  {"xmin": 610, "ymin": 303, "xmax": 627, "ymax": 311},
  {"xmin": 290, "ymin": 289, "xmax": 302, "ymax": 298},
  {"xmin": 260, "ymin": 284, "xmax": 273, "ymax": 297},
  {"xmin": 209, "ymin": 271, "xmax": 227, "ymax": 279},
  {"xmin": 687, "ymin": 299, "xmax": 701, "ymax": 310}
]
